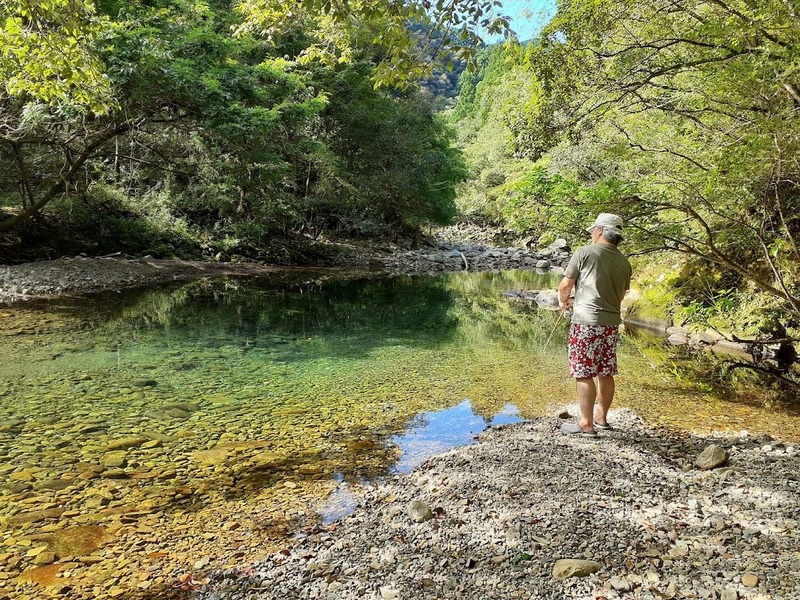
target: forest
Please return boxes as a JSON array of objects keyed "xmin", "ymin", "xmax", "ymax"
[{"xmin": 1, "ymin": 0, "xmax": 799, "ymax": 350}]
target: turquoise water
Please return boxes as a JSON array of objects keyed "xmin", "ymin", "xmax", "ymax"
[{"xmin": 2, "ymin": 269, "xmax": 799, "ymax": 598}]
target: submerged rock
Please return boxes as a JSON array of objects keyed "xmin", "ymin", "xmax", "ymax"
[
  {"xmin": 106, "ymin": 436, "xmax": 149, "ymax": 451},
  {"xmin": 131, "ymin": 378, "xmax": 158, "ymax": 388},
  {"xmin": 49, "ymin": 525, "xmax": 107, "ymax": 558}
]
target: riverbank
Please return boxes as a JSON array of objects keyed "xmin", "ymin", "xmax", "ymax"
[
  {"xmin": 195, "ymin": 409, "xmax": 799, "ymax": 600},
  {"xmin": 0, "ymin": 240, "xmax": 568, "ymax": 303}
]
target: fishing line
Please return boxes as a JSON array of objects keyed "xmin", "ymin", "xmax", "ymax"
[{"xmin": 543, "ymin": 309, "xmax": 570, "ymax": 350}]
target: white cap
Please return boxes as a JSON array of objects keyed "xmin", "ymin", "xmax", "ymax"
[{"xmin": 586, "ymin": 212, "xmax": 624, "ymax": 234}]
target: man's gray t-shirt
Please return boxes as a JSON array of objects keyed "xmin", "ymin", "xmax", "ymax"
[{"xmin": 564, "ymin": 243, "xmax": 632, "ymax": 326}]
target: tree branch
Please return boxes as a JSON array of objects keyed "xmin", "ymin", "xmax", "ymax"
[{"xmin": 0, "ymin": 121, "xmax": 138, "ymax": 232}]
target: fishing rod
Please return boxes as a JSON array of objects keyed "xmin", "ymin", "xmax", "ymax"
[{"xmin": 543, "ymin": 309, "xmax": 570, "ymax": 350}]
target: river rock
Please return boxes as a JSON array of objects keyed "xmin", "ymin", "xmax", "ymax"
[
  {"xmin": 695, "ymin": 445, "xmax": 729, "ymax": 469},
  {"xmin": 106, "ymin": 437, "xmax": 149, "ymax": 451},
  {"xmin": 609, "ymin": 576, "xmax": 631, "ymax": 591},
  {"xmin": 49, "ymin": 525, "xmax": 107, "ymax": 558},
  {"xmin": 131, "ymin": 378, "xmax": 158, "ymax": 387},
  {"xmin": 407, "ymin": 500, "xmax": 433, "ymax": 523},
  {"xmin": 380, "ymin": 586, "xmax": 400, "ymax": 600},
  {"xmin": 535, "ymin": 290, "xmax": 560, "ymax": 310},
  {"xmin": 33, "ymin": 478, "xmax": 74, "ymax": 491},
  {"xmin": 101, "ymin": 451, "xmax": 128, "ymax": 468},
  {"xmin": 32, "ymin": 551, "xmax": 56, "ymax": 566},
  {"xmin": 721, "ymin": 589, "xmax": 739, "ymax": 600},
  {"xmin": 668, "ymin": 332, "xmax": 688, "ymax": 346},
  {"xmin": 7, "ymin": 508, "xmax": 64, "ymax": 525},
  {"xmin": 552, "ymin": 559, "xmax": 602, "ymax": 579},
  {"xmin": 742, "ymin": 573, "xmax": 759, "ymax": 587}
]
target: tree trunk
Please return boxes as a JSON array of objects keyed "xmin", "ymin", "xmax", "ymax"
[{"xmin": 0, "ymin": 122, "xmax": 134, "ymax": 233}]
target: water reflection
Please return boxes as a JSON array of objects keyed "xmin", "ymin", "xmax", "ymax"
[
  {"xmin": 1, "ymin": 269, "xmax": 799, "ymax": 600},
  {"xmin": 392, "ymin": 399, "xmax": 523, "ymax": 473},
  {"xmin": 319, "ymin": 399, "xmax": 523, "ymax": 523}
]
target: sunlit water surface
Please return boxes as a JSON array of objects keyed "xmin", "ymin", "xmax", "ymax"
[{"xmin": 1, "ymin": 270, "xmax": 798, "ymax": 596}]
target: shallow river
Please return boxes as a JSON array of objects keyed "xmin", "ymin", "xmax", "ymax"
[{"xmin": 1, "ymin": 270, "xmax": 798, "ymax": 598}]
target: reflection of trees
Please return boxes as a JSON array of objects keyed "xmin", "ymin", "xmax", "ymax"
[{"xmin": 87, "ymin": 274, "xmax": 464, "ymax": 358}]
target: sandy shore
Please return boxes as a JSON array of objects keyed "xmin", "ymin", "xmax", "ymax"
[{"xmin": 194, "ymin": 409, "xmax": 799, "ymax": 600}]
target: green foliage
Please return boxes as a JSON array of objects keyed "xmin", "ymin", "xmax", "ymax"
[
  {"xmin": 523, "ymin": 0, "xmax": 800, "ymax": 318},
  {"xmin": 0, "ymin": 0, "xmax": 114, "ymax": 113},
  {"xmin": 451, "ymin": 0, "xmax": 800, "ymax": 342},
  {"xmin": 234, "ymin": 0, "xmax": 510, "ymax": 89},
  {"xmin": 0, "ymin": 0, "xmax": 469, "ymax": 251}
]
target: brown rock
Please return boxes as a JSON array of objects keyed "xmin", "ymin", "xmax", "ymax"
[
  {"xmin": 106, "ymin": 437, "xmax": 149, "ymax": 451},
  {"xmin": 49, "ymin": 526, "xmax": 107, "ymax": 558},
  {"xmin": 17, "ymin": 563, "xmax": 64, "ymax": 586},
  {"xmin": 742, "ymin": 572, "xmax": 759, "ymax": 587},
  {"xmin": 101, "ymin": 451, "xmax": 128, "ymax": 469},
  {"xmin": 552, "ymin": 559, "xmax": 603, "ymax": 579},
  {"xmin": 193, "ymin": 447, "xmax": 230, "ymax": 465},
  {"xmin": 8, "ymin": 508, "xmax": 65, "ymax": 526},
  {"xmin": 32, "ymin": 551, "xmax": 56, "ymax": 565}
]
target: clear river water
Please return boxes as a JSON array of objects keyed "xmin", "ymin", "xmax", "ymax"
[{"xmin": 1, "ymin": 269, "xmax": 798, "ymax": 597}]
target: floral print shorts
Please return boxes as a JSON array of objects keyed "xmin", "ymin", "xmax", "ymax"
[{"xmin": 568, "ymin": 324, "xmax": 620, "ymax": 378}]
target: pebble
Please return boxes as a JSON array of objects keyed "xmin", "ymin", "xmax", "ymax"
[
  {"xmin": 194, "ymin": 410, "xmax": 799, "ymax": 600},
  {"xmin": 742, "ymin": 572, "xmax": 759, "ymax": 587},
  {"xmin": 406, "ymin": 500, "xmax": 433, "ymax": 523}
]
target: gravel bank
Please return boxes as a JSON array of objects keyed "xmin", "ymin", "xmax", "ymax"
[
  {"xmin": 0, "ymin": 239, "xmax": 570, "ymax": 303},
  {"xmin": 0, "ymin": 256, "xmax": 289, "ymax": 302},
  {"xmin": 195, "ymin": 409, "xmax": 799, "ymax": 600}
]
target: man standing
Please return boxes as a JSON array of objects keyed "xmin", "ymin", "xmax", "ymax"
[{"xmin": 557, "ymin": 213, "xmax": 632, "ymax": 436}]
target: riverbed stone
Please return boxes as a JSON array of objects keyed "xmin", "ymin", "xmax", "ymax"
[
  {"xmin": 7, "ymin": 508, "xmax": 64, "ymax": 525},
  {"xmin": 131, "ymin": 378, "xmax": 158, "ymax": 387},
  {"xmin": 609, "ymin": 576, "xmax": 631, "ymax": 591},
  {"xmin": 49, "ymin": 525, "xmax": 107, "ymax": 558},
  {"xmin": 552, "ymin": 559, "xmax": 602, "ymax": 579},
  {"xmin": 106, "ymin": 437, "xmax": 149, "ymax": 451},
  {"xmin": 32, "ymin": 550, "xmax": 56, "ymax": 565},
  {"xmin": 101, "ymin": 451, "xmax": 128, "ymax": 468},
  {"xmin": 696, "ymin": 445, "xmax": 729, "ymax": 469},
  {"xmin": 742, "ymin": 573, "xmax": 759, "ymax": 587},
  {"xmin": 407, "ymin": 500, "xmax": 433, "ymax": 523}
]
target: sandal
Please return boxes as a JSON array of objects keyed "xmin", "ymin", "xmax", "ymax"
[
  {"xmin": 593, "ymin": 419, "xmax": 612, "ymax": 430},
  {"xmin": 561, "ymin": 423, "xmax": 598, "ymax": 437}
]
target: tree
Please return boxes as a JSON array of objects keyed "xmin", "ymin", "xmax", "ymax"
[
  {"xmin": 0, "ymin": 0, "xmax": 113, "ymax": 112},
  {"xmin": 234, "ymin": 0, "xmax": 511, "ymax": 88},
  {"xmin": 1, "ymin": 0, "xmax": 470, "ymax": 246},
  {"xmin": 520, "ymin": 0, "xmax": 800, "ymax": 321}
]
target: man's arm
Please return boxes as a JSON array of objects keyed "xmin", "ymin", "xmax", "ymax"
[{"xmin": 558, "ymin": 276, "xmax": 576, "ymax": 311}]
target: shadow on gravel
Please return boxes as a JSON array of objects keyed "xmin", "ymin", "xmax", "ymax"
[{"xmin": 188, "ymin": 413, "xmax": 799, "ymax": 600}]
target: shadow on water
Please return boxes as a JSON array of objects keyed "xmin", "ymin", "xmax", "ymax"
[{"xmin": 1, "ymin": 269, "xmax": 799, "ymax": 599}]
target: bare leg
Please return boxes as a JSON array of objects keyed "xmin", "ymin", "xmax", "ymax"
[
  {"xmin": 575, "ymin": 377, "xmax": 596, "ymax": 431},
  {"xmin": 594, "ymin": 375, "xmax": 615, "ymax": 425}
]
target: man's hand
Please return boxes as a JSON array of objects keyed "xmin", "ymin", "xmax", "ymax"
[{"xmin": 557, "ymin": 276, "xmax": 576, "ymax": 311}]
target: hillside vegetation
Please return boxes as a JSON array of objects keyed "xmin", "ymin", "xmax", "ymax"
[
  {"xmin": 0, "ymin": 0, "xmax": 509, "ymax": 261},
  {"xmin": 450, "ymin": 0, "xmax": 800, "ymax": 348}
]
